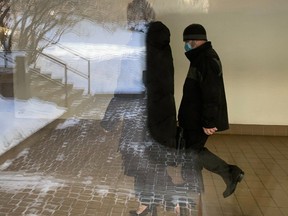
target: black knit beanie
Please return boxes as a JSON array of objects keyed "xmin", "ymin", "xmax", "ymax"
[{"xmin": 183, "ymin": 24, "xmax": 207, "ymax": 41}]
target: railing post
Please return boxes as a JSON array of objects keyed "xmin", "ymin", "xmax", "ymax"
[
  {"xmin": 4, "ymin": 52, "xmax": 7, "ymax": 68},
  {"xmin": 88, "ymin": 59, "xmax": 91, "ymax": 94},
  {"xmin": 64, "ymin": 64, "xmax": 68, "ymax": 107},
  {"xmin": 14, "ymin": 56, "xmax": 30, "ymax": 100}
]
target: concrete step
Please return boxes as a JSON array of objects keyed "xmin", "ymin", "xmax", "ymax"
[{"xmin": 28, "ymin": 68, "xmax": 90, "ymax": 112}]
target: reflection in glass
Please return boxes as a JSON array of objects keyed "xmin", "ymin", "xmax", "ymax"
[{"xmin": 1, "ymin": 0, "xmax": 204, "ymax": 215}]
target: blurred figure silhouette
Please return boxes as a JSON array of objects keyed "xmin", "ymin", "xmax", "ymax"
[
  {"xmin": 146, "ymin": 21, "xmax": 177, "ymax": 149},
  {"xmin": 145, "ymin": 21, "xmax": 203, "ymax": 216},
  {"xmin": 101, "ymin": 2, "xmax": 204, "ymax": 216},
  {"xmin": 100, "ymin": 0, "xmax": 155, "ymax": 132}
]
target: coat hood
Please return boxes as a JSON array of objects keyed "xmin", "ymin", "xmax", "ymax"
[{"xmin": 146, "ymin": 21, "xmax": 170, "ymax": 49}]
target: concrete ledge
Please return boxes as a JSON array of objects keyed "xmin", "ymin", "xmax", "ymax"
[{"xmin": 220, "ymin": 124, "xmax": 288, "ymax": 136}]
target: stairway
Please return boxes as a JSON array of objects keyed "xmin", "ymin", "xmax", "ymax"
[{"xmin": 28, "ymin": 67, "xmax": 92, "ymax": 118}]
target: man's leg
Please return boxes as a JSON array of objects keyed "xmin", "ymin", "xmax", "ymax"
[{"xmin": 184, "ymin": 129, "xmax": 244, "ymax": 198}]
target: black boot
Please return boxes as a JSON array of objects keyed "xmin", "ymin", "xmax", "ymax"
[
  {"xmin": 198, "ymin": 148, "xmax": 244, "ymax": 198},
  {"xmin": 223, "ymin": 165, "xmax": 244, "ymax": 198}
]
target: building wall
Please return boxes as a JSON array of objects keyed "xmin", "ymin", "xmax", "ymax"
[{"xmin": 150, "ymin": 0, "xmax": 288, "ymax": 126}]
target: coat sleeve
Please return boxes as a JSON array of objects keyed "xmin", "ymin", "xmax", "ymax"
[{"xmin": 200, "ymin": 57, "xmax": 222, "ymax": 128}]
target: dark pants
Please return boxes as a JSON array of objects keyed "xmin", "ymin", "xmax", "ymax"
[{"xmin": 183, "ymin": 129, "xmax": 231, "ymax": 184}]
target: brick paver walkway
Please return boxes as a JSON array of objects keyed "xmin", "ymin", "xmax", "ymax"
[{"xmin": 0, "ymin": 95, "xmax": 201, "ymax": 216}]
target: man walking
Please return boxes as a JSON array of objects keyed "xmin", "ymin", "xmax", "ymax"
[{"xmin": 178, "ymin": 23, "xmax": 244, "ymax": 198}]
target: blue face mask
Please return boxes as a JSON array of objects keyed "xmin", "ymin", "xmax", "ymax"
[{"xmin": 184, "ymin": 42, "xmax": 193, "ymax": 52}]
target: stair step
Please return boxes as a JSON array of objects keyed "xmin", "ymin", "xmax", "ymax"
[
  {"xmin": 28, "ymin": 66, "xmax": 89, "ymax": 112},
  {"xmin": 31, "ymin": 82, "xmax": 73, "ymax": 94},
  {"xmin": 61, "ymin": 95, "xmax": 93, "ymax": 118}
]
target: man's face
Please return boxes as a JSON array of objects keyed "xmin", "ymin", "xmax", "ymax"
[{"xmin": 186, "ymin": 40, "xmax": 197, "ymax": 49}]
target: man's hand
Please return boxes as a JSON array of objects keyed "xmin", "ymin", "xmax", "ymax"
[{"xmin": 203, "ymin": 127, "xmax": 218, "ymax": 135}]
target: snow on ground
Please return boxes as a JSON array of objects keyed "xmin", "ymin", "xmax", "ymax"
[
  {"xmin": 0, "ymin": 96, "xmax": 66, "ymax": 156},
  {"xmin": 0, "ymin": 171, "xmax": 66, "ymax": 193},
  {"xmin": 0, "ymin": 21, "xmax": 146, "ymax": 157},
  {"xmin": 42, "ymin": 20, "xmax": 146, "ymax": 95}
]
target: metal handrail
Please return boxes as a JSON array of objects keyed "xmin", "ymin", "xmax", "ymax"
[
  {"xmin": 67, "ymin": 66, "xmax": 88, "ymax": 79},
  {"xmin": 1, "ymin": 49, "xmax": 90, "ymax": 107},
  {"xmin": 36, "ymin": 50, "xmax": 90, "ymax": 84},
  {"xmin": 36, "ymin": 51, "xmax": 68, "ymax": 106},
  {"xmin": 43, "ymin": 37, "xmax": 91, "ymax": 94},
  {"xmin": 37, "ymin": 51, "xmax": 67, "ymax": 69}
]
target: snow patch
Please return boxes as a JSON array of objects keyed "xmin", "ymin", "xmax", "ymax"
[
  {"xmin": 0, "ymin": 97, "xmax": 66, "ymax": 156},
  {"xmin": 56, "ymin": 118, "xmax": 80, "ymax": 130},
  {"xmin": 0, "ymin": 172, "xmax": 66, "ymax": 194}
]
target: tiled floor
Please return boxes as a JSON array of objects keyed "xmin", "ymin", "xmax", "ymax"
[
  {"xmin": 202, "ymin": 134, "xmax": 288, "ymax": 216},
  {"xmin": 1, "ymin": 95, "xmax": 288, "ymax": 216}
]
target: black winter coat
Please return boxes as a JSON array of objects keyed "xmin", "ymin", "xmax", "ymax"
[
  {"xmin": 178, "ymin": 42, "xmax": 229, "ymax": 131},
  {"xmin": 146, "ymin": 21, "xmax": 177, "ymax": 148}
]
